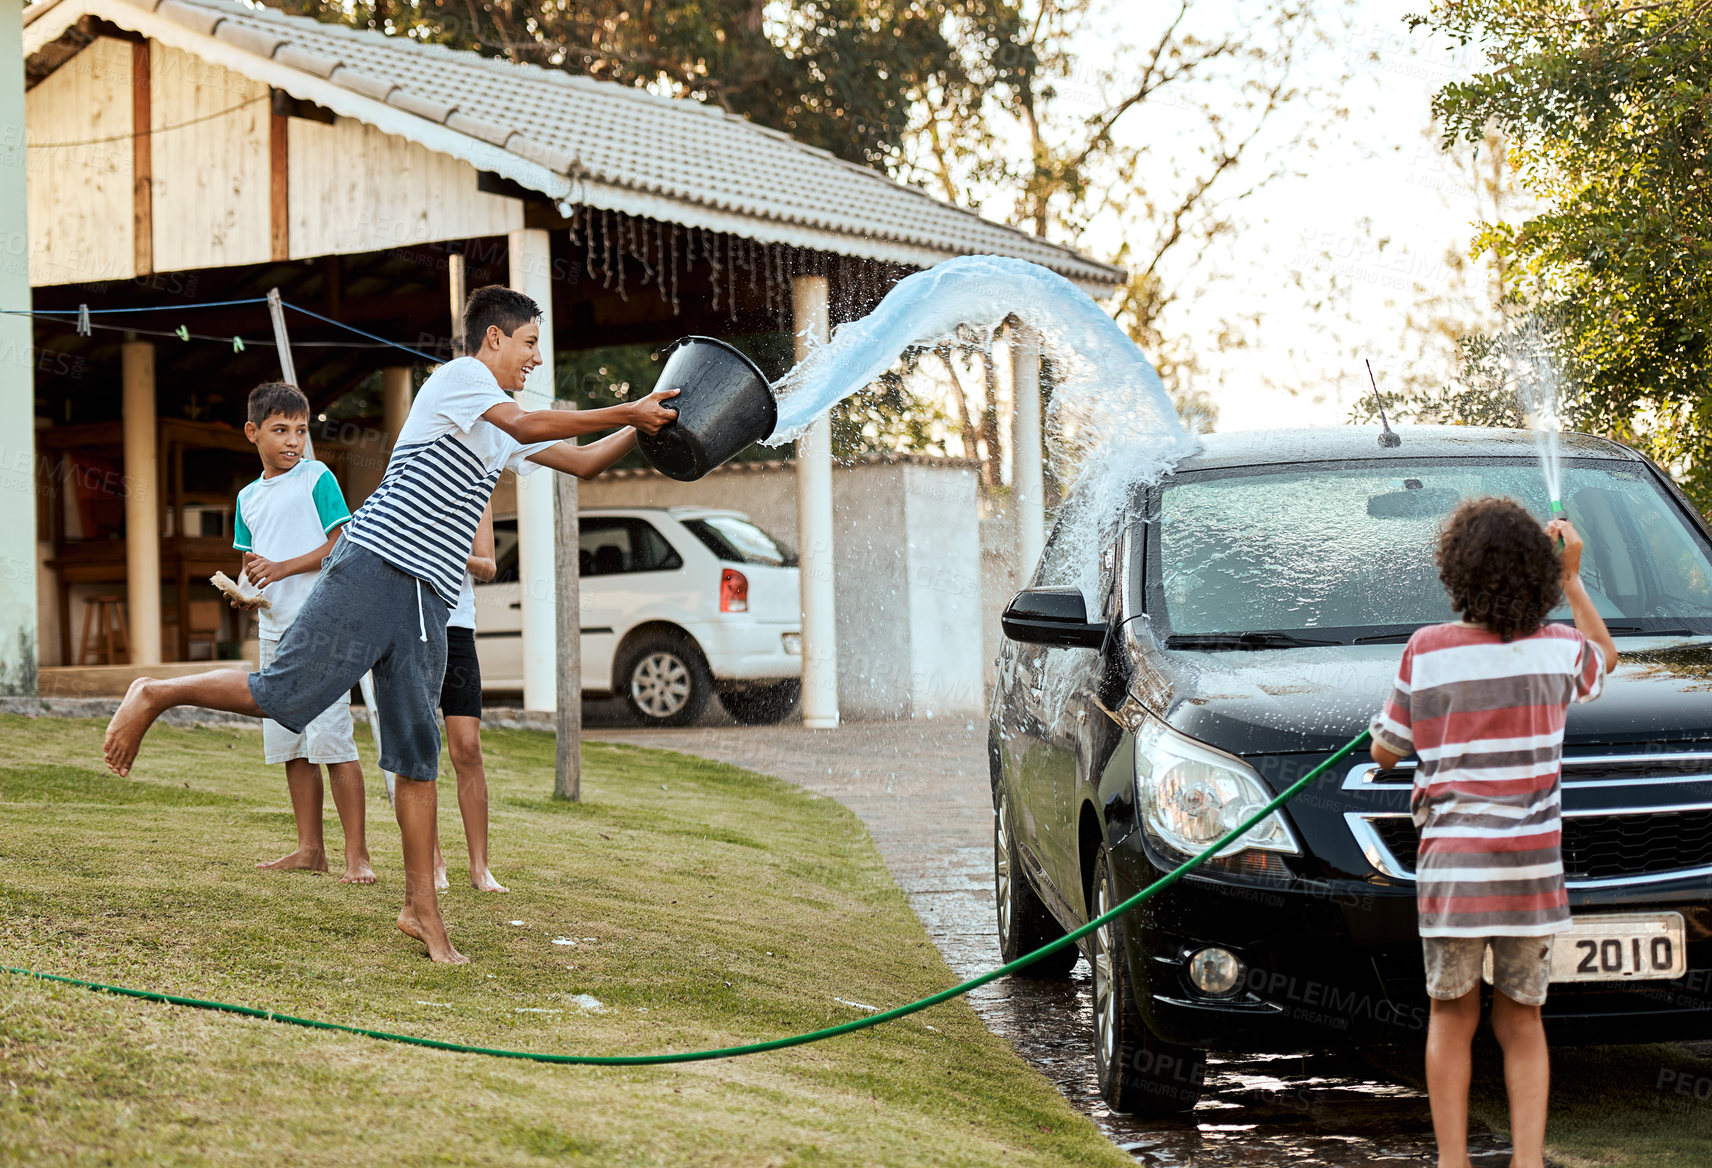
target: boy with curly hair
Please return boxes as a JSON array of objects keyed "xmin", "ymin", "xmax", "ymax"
[{"xmin": 1370, "ymin": 497, "xmax": 1616, "ymax": 1168}]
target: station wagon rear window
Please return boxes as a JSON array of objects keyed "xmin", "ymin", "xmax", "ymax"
[
  {"xmin": 1149, "ymin": 459, "xmax": 1712, "ymax": 641},
  {"xmin": 681, "ymin": 516, "xmax": 792, "ymax": 567}
]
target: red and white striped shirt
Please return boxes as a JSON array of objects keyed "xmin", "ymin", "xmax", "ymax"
[{"xmin": 1371, "ymin": 621, "xmax": 1606, "ymax": 937}]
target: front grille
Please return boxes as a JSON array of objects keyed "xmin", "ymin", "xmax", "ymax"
[{"xmin": 1373, "ymin": 808, "xmax": 1712, "ymax": 882}]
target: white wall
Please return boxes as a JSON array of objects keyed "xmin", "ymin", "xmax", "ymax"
[
  {"xmin": 576, "ymin": 455, "xmax": 987, "ymax": 719},
  {"xmin": 150, "ymin": 44, "xmax": 272, "ymax": 273},
  {"xmin": 25, "ymin": 37, "xmax": 524, "ymax": 285},
  {"xmin": 25, "ymin": 35, "xmax": 134, "ymax": 285},
  {"xmin": 2, "ymin": 0, "xmax": 37, "ymax": 693},
  {"xmin": 289, "ymin": 116, "xmax": 522, "ymax": 259}
]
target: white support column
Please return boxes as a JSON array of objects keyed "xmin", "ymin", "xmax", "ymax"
[
  {"xmin": 122, "ymin": 341, "xmax": 162, "ymax": 665},
  {"xmin": 1010, "ymin": 325, "xmax": 1046, "ymax": 581},
  {"xmin": 793, "ymin": 275, "xmax": 838, "ymax": 728},
  {"xmin": 0, "ymin": 0, "xmax": 36, "ymax": 692},
  {"xmin": 510, "ymin": 228, "xmax": 556, "ymax": 712}
]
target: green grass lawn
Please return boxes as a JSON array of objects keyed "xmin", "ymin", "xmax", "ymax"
[
  {"xmin": 1469, "ymin": 1040, "xmax": 1712, "ymax": 1167},
  {"xmin": 1366, "ymin": 1013, "xmax": 1712, "ymax": 1166},
  {"xmin": 0, "ymin": 714, "xmax": 1130, "ymax": 1167}
]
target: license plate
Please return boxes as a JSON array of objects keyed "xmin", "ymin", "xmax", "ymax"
[{"xmin": 1483, "ymin": 913, "xmax": 1687, "ymax": 984}]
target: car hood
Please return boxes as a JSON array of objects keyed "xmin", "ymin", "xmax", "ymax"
[{"xmin": 1137, "ymin": 636, "xmax": 1712, "ymax": 756}]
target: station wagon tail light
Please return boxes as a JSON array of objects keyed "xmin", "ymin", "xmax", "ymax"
[
  {"xmin": 720, "ymin": 568, "xmax": 749, "ymax": 613},
  {"xmin": 1134, "ymin": 719, "xmax": 1300, "ymax": 860}
]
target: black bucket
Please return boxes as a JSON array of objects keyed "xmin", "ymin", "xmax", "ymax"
[{"xmin": 636, "ymin": 336, "xmax": 777, "ymax": 482}]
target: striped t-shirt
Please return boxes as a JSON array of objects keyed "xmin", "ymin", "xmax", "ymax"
[
  {"xmin": 345, "ymin": 358, "xmax": 548, "ymax": 606},
  {"xmin": 1370, "ymin": 621, "xmax": 1606, "ymax": 937}
]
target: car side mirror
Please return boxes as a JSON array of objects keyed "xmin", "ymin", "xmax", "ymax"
[{"xmin": 1002, "ymin": 587, "xmax": 1108, "ymax": 648}]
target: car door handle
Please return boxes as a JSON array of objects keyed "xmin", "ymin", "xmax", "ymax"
[{"xmin": 508, "ymin": 602, "xmax": 521, "ymax": 609}]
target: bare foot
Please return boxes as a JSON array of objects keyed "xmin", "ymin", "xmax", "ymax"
[
  {"xmin": 470, "ymin": 868, "xmax": 509, "ymax": 893},
  {"xmin": 257, "ymin": 847, "xmax": 328, "ymax": 873},
  {"xmin": 397, "ymin": 905, "xmax": 468, "ymax": 964},
  {"xmin": 103, "ymin": 678, "xmax": 163, "ymax": 777},
  {"xmin": 341, "ymin": 853, "xmax": 376, "ymax": 885}
]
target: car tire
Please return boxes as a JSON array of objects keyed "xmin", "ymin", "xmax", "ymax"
[
  {"xmin": 1090, "ymin": 849, "xmax": 1205, "ymax": 1115},
  {"xmin": 995, "ymin": 787, "xmax": 1078, "ymax": 978},
  {"xmin": 717, "ymin": 680, "xmax": 801, "ymax": 725},
  {"xmin": 620, "ymin": 636, "xmax": 712, "ymax": 727}
]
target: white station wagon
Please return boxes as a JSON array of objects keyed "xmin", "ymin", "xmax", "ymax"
[{"xmin": 474, "ymin": 507, "xmax": 803, "ymax": 725}]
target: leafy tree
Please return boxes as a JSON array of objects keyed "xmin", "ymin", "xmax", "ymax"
[
  {"xmin": 829, "ymin": 367, "xmax": 952, "ymax": 461},
  {"xmin": 1408, "ymin": 0, "xmax": 1712, "ymax": 507},
  {"xmin": 905, "ymin": 0, "xmax": 1347, "ymax": 398}
]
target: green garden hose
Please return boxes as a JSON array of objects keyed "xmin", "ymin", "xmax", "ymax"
[{"xmin": 4, "ymin": 730, "xmax": 1372, "ymax": 1066}]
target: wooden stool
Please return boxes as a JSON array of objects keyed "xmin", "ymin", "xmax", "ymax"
[{"xmin": 79, "ymin": 595, "xmax": 130, "ymax": 666}]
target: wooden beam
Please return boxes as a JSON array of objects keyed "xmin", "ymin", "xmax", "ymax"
[
  {"xmin": 131, "ymin": 41, "xmax": 152, "ymax": 277},
  {"xmin": 270, "ymin": 109, "xmax": 290, "ymax": 261}
]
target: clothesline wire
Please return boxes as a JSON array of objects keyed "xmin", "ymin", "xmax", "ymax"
[
  {"xmin": 23, "ymin": 316, "xmax": 424, "ymax": 352},
  {"xmin": 283, "ymin": 302, "xmax": 445, "ymax": 363},
  {"xmin": 2, "ymin": 301, "xmax": 452, "ymax": 362},
  {"xmin": 9, "ymin": 298, "xmax": 271, "ymax": 315}
]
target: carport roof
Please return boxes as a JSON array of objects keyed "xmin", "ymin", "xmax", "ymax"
[{"xmin": 23, "ymin": 0, "xmax": 1127, "ymax": 294}]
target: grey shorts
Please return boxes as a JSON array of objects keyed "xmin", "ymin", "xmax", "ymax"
[
  {"xmin": 1423, "ymin": 936, "xmax": 1555, "ymax": 1007},
  {"xmin": 248, "ymin": 539, "xmax": 449, "ymax": 782}
]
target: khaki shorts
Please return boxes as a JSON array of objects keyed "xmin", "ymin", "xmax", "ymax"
[
  {"xmin": 258, "ymin": 638, "xmax": 359, "ymax": 766},
  {"xmin": 1423, "ymin": 936, "xmax": 1555, "ymax": 1007}
]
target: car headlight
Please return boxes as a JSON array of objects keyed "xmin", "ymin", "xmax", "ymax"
[{"xmin": 1135, "ymin": 718, "xmax": 1299, "ymax": 859}]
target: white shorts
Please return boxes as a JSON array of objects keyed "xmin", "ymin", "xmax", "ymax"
[{"xmin": 258, "ymin": 637, "xmax": 359, "ymax": 766}]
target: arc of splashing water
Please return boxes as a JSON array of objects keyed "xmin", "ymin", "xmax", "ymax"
[
  {"xmin": 764, "ymin": 255, "xmax": 1201, "ymax": 718},
  {"xmin": 765, "ymin": 255, "xmax": 1198, "ymax": 476}
]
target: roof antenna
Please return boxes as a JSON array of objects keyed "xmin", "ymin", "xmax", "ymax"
[{"xmin": 1368, "ymin": 359, "xmax": 1401, "ymax": 447}]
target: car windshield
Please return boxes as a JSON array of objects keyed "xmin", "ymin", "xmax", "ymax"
[
  {"xmin": 680, "ymin": 516, "xmax": 793, "ymax": 567},
  {"xmin": 1148, "ymin": 458, "xmax": 1712, "ymax": 641}
]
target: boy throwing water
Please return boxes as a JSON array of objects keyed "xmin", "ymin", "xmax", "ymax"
[
  {"xmin": 1369, "ymin": 498, "xmax": 1616, "ymax": 1168},
  {"xmin": 433, "ymin": 400, "xmax": 638, "ymax": 893},
  {"xmin": 103, "ymin": 286, "xmax": 677, "ymax": 963},
  {"xmin": 232, "ymin": 382, "xmax": 372, "ymax": 883}
]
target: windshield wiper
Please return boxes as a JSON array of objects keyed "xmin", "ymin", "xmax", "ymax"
[
  {"xmin": 1352, "ymin": 630, "xmax": 1417, "ymax": 644},
  {"xmin": 1166, "ymin": 631, "xmax": 1340, "ymax": 650},
  {"xmin": 1600, "ymin": 624, "xmax": 1705, "ymax": 637}
]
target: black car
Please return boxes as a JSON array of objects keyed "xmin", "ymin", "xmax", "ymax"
[{"xmin": 991, "ymin": 426, "xmax": 1712, "ymax": 1114}]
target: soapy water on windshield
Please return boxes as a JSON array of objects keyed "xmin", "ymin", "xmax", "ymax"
[{"xmin": 766, "ymin": 255, "xmax": 1200, "ymax": 712}]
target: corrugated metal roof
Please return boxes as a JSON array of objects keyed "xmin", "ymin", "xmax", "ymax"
[{"xmin": 24, "ymin": 0, "xmax": 1126, "ymax": 291}]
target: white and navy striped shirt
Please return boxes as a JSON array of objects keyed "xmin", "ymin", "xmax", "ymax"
[{"xmin": 345, "ymin": 358, "xmax": 548, "ymax": 606}]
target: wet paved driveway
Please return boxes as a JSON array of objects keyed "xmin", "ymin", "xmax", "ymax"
[{"xmin": 584, "ymin": 715, "xmax": 1513, "ymax": 1166}]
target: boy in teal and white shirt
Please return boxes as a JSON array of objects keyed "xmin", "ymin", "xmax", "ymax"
[{"xmin": 231, "ymin": 381, "xmax": 374, "ymax": 884}]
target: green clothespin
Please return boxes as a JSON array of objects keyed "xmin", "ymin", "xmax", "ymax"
[
  {"xmin": 175, "ymin": 324, "xmax": 190, "ymax": 342},
  {"xmin": 232, "ymin": 335, "xmax": 245, "ymax": 353}
]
